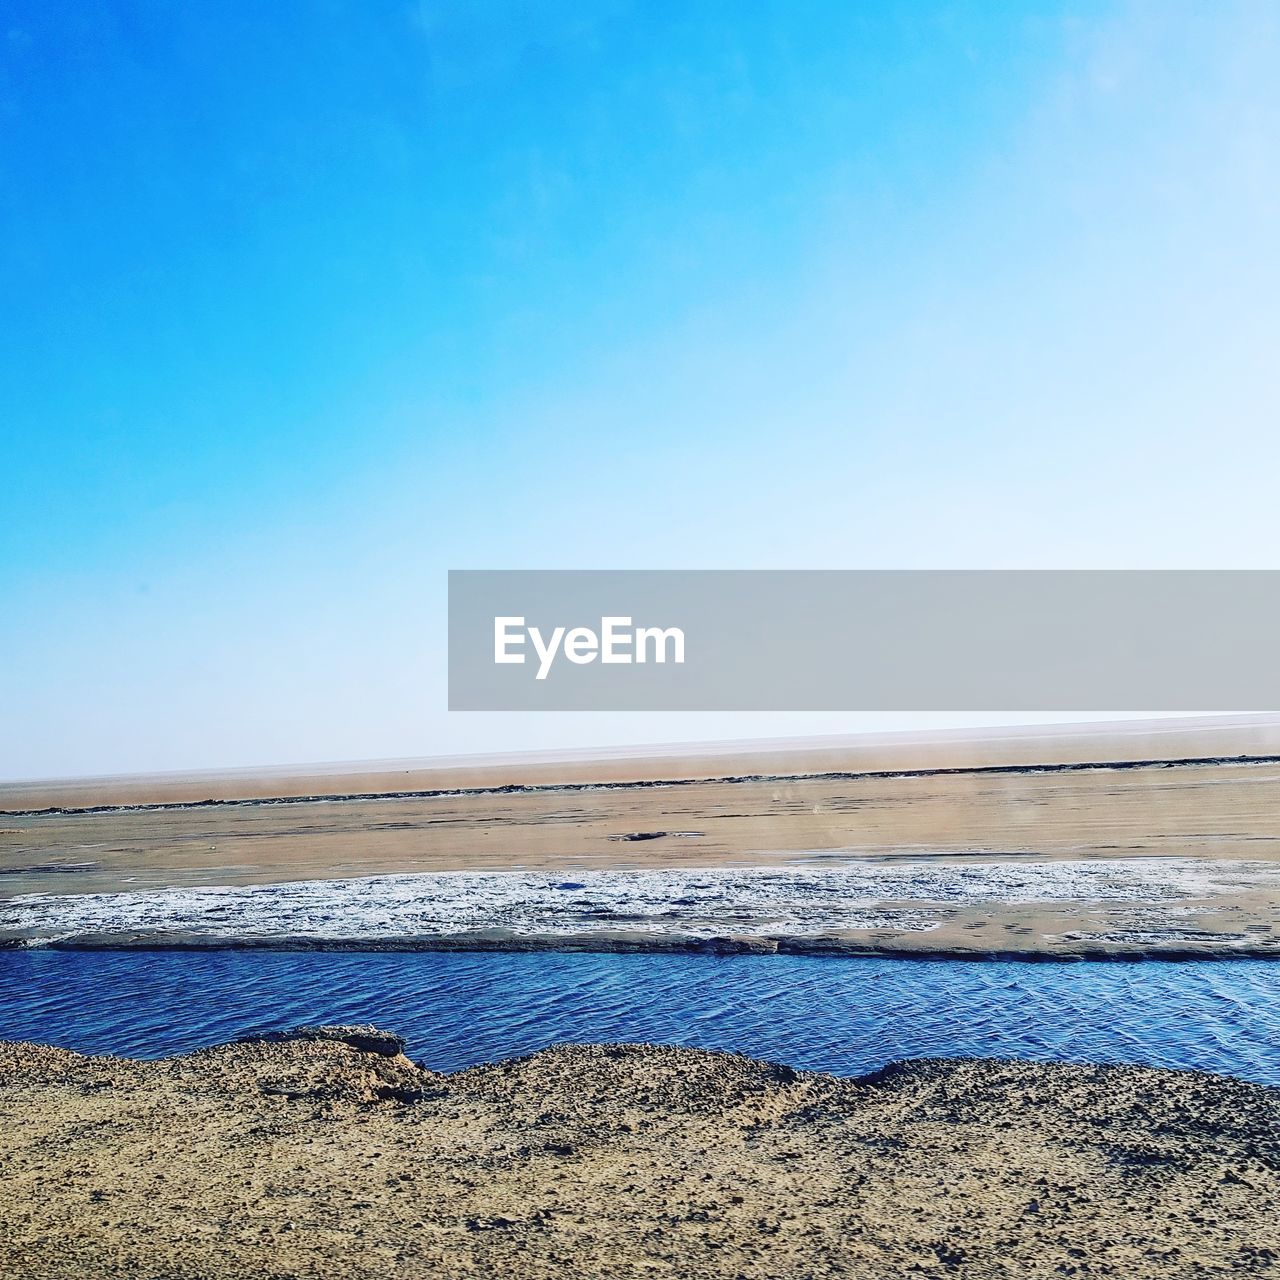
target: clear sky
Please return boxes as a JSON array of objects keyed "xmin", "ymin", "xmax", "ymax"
[{"xmin": 2, "ymin": 1, "xmax": 1278, "ymax": 780}]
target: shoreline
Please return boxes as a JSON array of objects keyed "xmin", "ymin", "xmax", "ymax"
[
  {"xmin": 10, "ymin": 932, "xmax": 1280, "ymax": 961},
  {"xmin": 2, "ymin": 1019, "xmax": 1274, "ymax": 1087}
]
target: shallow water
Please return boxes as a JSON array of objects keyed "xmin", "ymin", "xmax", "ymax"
[{"xmin": 1, "ymin": 950, "xmax": 1277, "ymax": 1083}]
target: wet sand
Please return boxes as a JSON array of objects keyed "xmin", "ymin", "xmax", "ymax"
[
  {"xmin": 1, "ymin": 1026, "xmax": 1276, "ymax": 1279},
  {"xmin": 3, "ymin": 717, "xmax": 1279, "ymax": 957},
  {"xmin": 7, "ymin": 856, "xmax": 1280, "ymax": 958}
]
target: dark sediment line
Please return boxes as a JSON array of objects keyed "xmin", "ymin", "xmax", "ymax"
[
  {"xmin": 4, "ymin": 752, "xmax": 1279, "ymax": 819},
  {"xmin": 7, "ymin": 930, "xmax": 1279, "ymax": 962}
]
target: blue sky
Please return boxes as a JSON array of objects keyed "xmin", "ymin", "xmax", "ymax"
[{"xmin": 2, "ymin": 1, "xmax": 1278, "ymax": 779}]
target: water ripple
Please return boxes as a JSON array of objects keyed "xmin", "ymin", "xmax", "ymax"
[{"xmin": 0, "ymin": 951, "xmax": 1277, "ymax": 1084}]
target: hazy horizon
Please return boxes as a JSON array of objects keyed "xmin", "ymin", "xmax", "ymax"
[
  {"xmin": 4, "ymin": 1, "xmax": 1278, "ymax": 779},
  {"xmin": 2, "ymin": 710, "xmax": 1270, "ymax": 788}
]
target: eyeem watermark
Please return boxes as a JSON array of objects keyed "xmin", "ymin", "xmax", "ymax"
[
  {"xmin": 449, "ymin": 569, "xmax": 1280, "ymax": 710},
  {"xmin": 495, "ymin": 615, "xmax": 685, "ymax": 680}
]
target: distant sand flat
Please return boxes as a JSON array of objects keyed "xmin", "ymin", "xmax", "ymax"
[{"xmin": 3, "ymin": 716, "xmax": 1279, "ymax": 957}]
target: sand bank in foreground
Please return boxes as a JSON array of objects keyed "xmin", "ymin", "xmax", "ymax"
[{"xmin": 1, "ymin": 1027, "xmax": 1276, "ymax": 1279}]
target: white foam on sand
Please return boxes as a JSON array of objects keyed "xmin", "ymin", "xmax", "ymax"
[{"xmin": 3, "ymin": 857, "xmax": 1278, "ymax": 946}]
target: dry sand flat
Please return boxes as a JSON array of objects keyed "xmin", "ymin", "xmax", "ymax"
[
  {"xmin": 1, "ymin": 1026, "xmax": 1277, "ymax": 1279},
  {"xmin": 6, "ymin": 758, "xmax": 1280, "ymax": 898},
  {"xmin": 3, "ymin": 717, "xmax": 1280, "ymax": 956}
]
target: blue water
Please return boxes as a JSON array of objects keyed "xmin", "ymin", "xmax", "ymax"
[{"xmin": 1, "ymin": 950, "xmax": 1277, "ymax": 1083}]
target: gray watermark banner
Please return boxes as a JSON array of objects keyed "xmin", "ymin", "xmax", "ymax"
[{"xmin": 448, "ymin": 570, "xmax": 1280, "ymax": 711}]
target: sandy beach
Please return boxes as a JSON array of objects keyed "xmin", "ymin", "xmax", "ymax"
[
  {"xmin": 3, "ymin": 717, "xmax": 1280, "ymax": 957},
  {"xmin": 1, "ymin": 1025, "xmax": 1276, "ymax": 1279}
]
